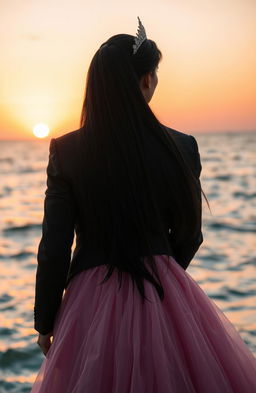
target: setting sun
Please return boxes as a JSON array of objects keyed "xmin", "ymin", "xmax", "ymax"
[{"xmin": 33, "ymin": 123, "xmax": 50, "ymax": 138}]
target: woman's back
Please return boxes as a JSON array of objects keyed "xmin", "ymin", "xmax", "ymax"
[
  {"xmin": 32, "ymin": 19, "xmax": 256, "ymax": 393},
  {"xmin": 43, "ymin": 124, "xmax": 203, "ymax": 286}
]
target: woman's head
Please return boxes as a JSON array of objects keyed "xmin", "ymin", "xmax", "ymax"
[
  {"xmin": 100, "ymin": 34, "xmax": 161, "ymax": 77},
  {"xmin": 80, "ymin": 33, "xmax": 162, "ymax": 127}
]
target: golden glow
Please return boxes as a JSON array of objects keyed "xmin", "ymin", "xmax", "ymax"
[
  {"xmin": 33, "ymin": 123, "xmax": 50, "ymax": 138},
  {"xmin": 0, "ymin": 0, "xmax": 255, "ymax": 139}
]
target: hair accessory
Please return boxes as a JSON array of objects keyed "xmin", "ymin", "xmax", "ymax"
[{"xmin": 132, "ymin": 16, "xmax": 147, "ymax": 55}]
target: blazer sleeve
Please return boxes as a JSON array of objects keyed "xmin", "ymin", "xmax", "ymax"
[
  {"xmin": 170, "ymin": 135, "xmax": 203, "ymax": 270},
  {"xmin": 34, "ymin": 138, "xmax": 75, "ymax": 335}
]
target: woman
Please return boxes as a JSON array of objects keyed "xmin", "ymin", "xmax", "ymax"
[{"xmin": 31, "ymin": 18, "xmax": 256, "ymax": 393}]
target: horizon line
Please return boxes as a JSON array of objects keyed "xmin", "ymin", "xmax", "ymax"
[{"xmin": 0, "ymin": 129, "xmax": 255, "ymax": 142}]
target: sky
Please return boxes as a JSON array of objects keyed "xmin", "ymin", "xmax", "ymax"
[{"xmin": 0, "ymin": 0, "xmax": 255, "ymax": 140}]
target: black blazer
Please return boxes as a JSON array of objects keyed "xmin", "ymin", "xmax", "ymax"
[{"xmin": 34, "ymin": 125, "xmax": 203, "ymax": 334}]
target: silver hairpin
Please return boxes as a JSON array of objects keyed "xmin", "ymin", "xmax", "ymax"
[{"xmin": 132, "ymin": 17, "xmax": 147, "ymax": 55}]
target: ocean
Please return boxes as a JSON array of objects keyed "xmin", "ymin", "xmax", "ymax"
[{"xmin": 0, "ymin": 131, "xmax": 255, "ymax": 392}]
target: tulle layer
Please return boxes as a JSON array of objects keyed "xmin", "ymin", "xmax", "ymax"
[{"xmin": 31, "ymin": 255, "xmax": 256, "ymax": 393}]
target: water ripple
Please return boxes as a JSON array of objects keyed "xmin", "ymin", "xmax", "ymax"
[{"xmin": 0, "ymin": 133, "xmax": 255, "ymax": 391}]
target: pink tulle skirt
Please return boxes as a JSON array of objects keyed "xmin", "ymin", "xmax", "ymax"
[{"xmin": 31, "ymin": 255, "xmax": 256, "ymax": 393}]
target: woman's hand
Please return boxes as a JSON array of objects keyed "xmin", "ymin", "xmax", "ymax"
[{"xmin": 37, "ymin": 331, "xmax": 53, "ymax": 356}]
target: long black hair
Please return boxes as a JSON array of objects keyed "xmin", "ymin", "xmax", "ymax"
[{"xmin": 79, "ymin": 33, "xmax": 209, "ymax": 302}]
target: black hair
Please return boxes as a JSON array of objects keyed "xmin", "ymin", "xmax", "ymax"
[{"xmin": 79, "ymin": 33, "xmax": 209, "ymax": 302}]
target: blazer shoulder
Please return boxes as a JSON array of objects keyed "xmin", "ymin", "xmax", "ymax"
[
  {"xmin": 51, "ymin": 128, "xmax": 83, "ymax": 177},
  {"xmin": 163, "ymin": 125, "xmax": 189, "ymax": 138},
  {"xmin": 162, "ymin": 125, "xmax": 193, "ymax": 142},
  {"xmin": 53, "ymin": 128, "xmax": 83, "ymax": 157},
  {"xmin": 55, "ymin": 128, "xmax": 81, "ymax": 145},
  {"xmin": 162, "ymin": 124, "xmax": 197, "ymax": 152},
  {"xmin": 162, "ymin": 124, "xmax": 201, "ymax": 176}
]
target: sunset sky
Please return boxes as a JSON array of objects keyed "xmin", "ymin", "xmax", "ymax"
[{"xmin": 0, "ymin": 0, "xmax": 255, "ymax": 140}]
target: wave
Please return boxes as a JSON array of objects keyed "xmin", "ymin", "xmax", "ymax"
[
  {"xmin": 213, "ymin": 174, "xmax": 232, "ymax": 181},
  {"xmin": 0, "ymin": 251, "xmax": 35, "ymax": 260},
  {"xmin": 0, "ymin": 346, "xmax": 41, "ymax": 371},
  {"xmin": 228, "ymin": 288, "xmax": 256, "ymax": 297},
  {"xmin": 233, "ymin": 191, "xmax": 256, "ymax": 200},
  {"xmin": 3, "ymin": 224, "xmax": 41, "ymax": 233},
  {"xmin": 200, "ymin": 253, "xmax": 227, "ymax": 262},
  {"xmin": 207, "ymin": 221, "xmax": 256, "ymax": 233},
  {"xmin": 18, "ymin": 167, "xmax": 38, "ymax": 174},
  {"xmin": 0, "ymin": 293, "xmax": 13, "ymax": 303},
  {"xmin": 0, "ymin": 379, "xmax": 33, "ymax": 393},
  {"xmin": 0, "ymin": 327, "xmax": 17, "ymax": 337},
  {"xmin": 203, "ymin": 157, "xmax": 221, "ymax": 162}
]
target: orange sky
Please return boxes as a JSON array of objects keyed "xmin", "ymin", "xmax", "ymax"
[{"xmin": 0, "ymin": 0, "xmax": 255, "ymax": 140}]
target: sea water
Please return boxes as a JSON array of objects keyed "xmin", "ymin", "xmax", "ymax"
[{"xmin": 0, "ymin": 131, "xmax": 255, "ymax": 392}]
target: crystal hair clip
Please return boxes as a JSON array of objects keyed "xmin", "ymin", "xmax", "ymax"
[{"xmin": 132, "ymin": 16, "xmax": 147, "ymax": 55}]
